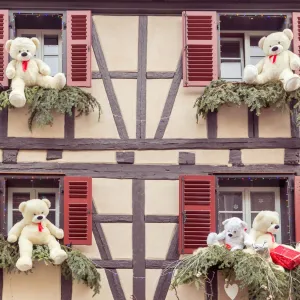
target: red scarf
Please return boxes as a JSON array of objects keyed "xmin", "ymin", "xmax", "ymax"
[
  {"xmin": 38, "ymin": 222, "xmax": 43, "ymax": 232},
  {"xmin": 269, "ymin": 55, "xmax": 277, "ymax": 64},
  {"xmin": 22, "ymin": 60, "xmax": 29, "ymax": 72}
]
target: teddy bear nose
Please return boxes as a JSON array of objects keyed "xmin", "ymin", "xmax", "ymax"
[
  {"xmin": 228, "ymin": 233, "xmax": 233, "ymax": 237},
  {"xmin": 37, "ymin": 215, "xmax": 43, "ymax": 220},
  {"xmin": 272, "ymin": 46, "xmax": 279, "ymax": 52},
  {"xmin": 275, "ymin": 225, "xmax": 280, "ymax": 229},
  {"xmin": 21, "ymin": 52, "xmax": 28, "ymax": 57}
]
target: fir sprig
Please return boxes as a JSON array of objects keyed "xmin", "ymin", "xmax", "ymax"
[{"xmin": 0, "ymin": 86, "xmax": 101, "ymax": 131}]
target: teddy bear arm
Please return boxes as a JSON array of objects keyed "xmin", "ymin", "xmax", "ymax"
[
  {"xmin": 5, "ymin": 60, "xmax": 17, "ymax": 79},
  {"xmin": 288, "ymin": 51, "xmax": 300, "ymax": 70},
  {"xmin": 216, "ymin": 230, "xmax": 226, "ymax": 240},
  {"xmin": 46, "ymin": 220, "xmax": 64, "ymax": 239},
  {"xmin": 255, "ymin": 58, "xmax": 265, "ymax": 74},
  {"xmin": 243, "ymin": 231, "xmax": 254, "ymax": 247},
  {"xmin": 7, "ymin": 220, "xmax": 25, "ymax": 242},
  {"xmin": 35, "ymin": 58, "xmax": 51, "ymax": 76}
]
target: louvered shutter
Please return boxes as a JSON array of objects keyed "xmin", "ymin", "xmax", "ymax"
[
  {"xmin": 64, "ymin": 176, "xmax": 92, "ymax": 245},
  {"xmin": 179, "ymin": 175, "xmax": 216, "ymax": 254},
  {"xmin": 294, "ymin": 176, "xmax": 300, "ymax": 242},
  {"xmin": 0, "ymin": 11, "xmax": 8, "ymax": 87},
  {"xmin": 293, "ymin": 13, "xmax": 300, "ymax": 75},
  {"xmin": 182, "ymin": 11, "xmax": 218, "ymax": 87},
  {"xmin": 67, "ymin": 11, "xmax": 91, "ymax": 87}
]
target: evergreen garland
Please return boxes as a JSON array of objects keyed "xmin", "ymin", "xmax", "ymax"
[
  {"xmin": 194, "ymin": 80, "xmax": 300, "ymax": 124},
  {"xmin": 170, "ymin": 246, "xmax": 300, "ymax": 300},
  {"xmin": 0, "ymin": 235, "xmax": 101, "ymax": 296},
  {"xmin": 0, "ymin": 86, "xmax": 101, "ymax": 131}
]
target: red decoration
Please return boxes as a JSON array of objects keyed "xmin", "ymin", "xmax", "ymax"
[
  {"xmin": 225, "ymin": 244, "xmax": 232, "ymax": 250},
  {"xmin": 22, "ymin": 60, "xmax": 29, "ymax": 72},
  {"xmin": 269, "ymin": 55, "xmax": 277, "ymax": 64},
  {"xmin": 38, "ymin": 223, "xmax": 43, "ymax": 232},
  {"xmin": 270, "ymin": 245, "xmax": 300, "ymax": 270}
]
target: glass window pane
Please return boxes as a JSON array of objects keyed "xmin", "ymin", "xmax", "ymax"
[
  {"xmin": 250, "ymin": 192, "xmax": 275, "ymax": 211},
  {"xmin": 221, "ymin": 40, "xmax": 241, "ymax": 58},
  {"xmin": 219, "ymin": 192, "xmax": 243, "ymax": 211},
  {"xmin": 37, "ymin": 192, "xmax": 56, "ymax": 209},
  {"xmin": 12, "ymin": 192, "xmax": 30, "ymax": 209},
  {"xmin": 44, "ymin": 35, "xmax": 59, "ymax": 55},
  {"xmin": 250, "ymin": 36, "xmax": 265, "ymax": 56},
  {"xmin": 47, "ymin": 211, "xmax": 56, "ymax": 224},
  {"xmin": 218, "ymin": 213, "xmax": 243, "ymax": 232},
  {"xmin": 221, "ymin": 61, "xmax": 242, "ymax": 79},
  {"xmin": 43, "ymin": 56, "xmax": 59, "ymax": 76},
  {"xmin": 13, "ymin": 211, "xmax": 23, "ymax": 224},
  {"xmin": 21, "ymin": 34, "xmax": 37, "ymax": 38}
]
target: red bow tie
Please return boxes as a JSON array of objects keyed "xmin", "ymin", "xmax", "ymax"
[
  {"xmin": 38, "ymin": 223, "xmax": 43, "ymax": 232},
  {"xmin": 269, "ymin": 55, "xmax": 277, "ymax": 64},
  {"xmin": 22, "ymin": 60, "xmax": 29, "ymax": 72}
]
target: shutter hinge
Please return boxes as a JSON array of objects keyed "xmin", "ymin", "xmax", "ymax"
[{"xmin": 183, "ymin": 211, "xmax": 187, "ymax": 223}]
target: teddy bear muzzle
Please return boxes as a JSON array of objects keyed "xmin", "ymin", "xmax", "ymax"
[{"xmin": 32, "ymin": 214, "xmax": 45, "ymax": 223}]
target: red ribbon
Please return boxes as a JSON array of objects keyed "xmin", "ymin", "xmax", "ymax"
[
  {"xmin": 269, "ymin": 55, "xmax": 277, "ymax": 64},
  {"xmin": 22, "ymin": 60, "xmax": 29, "ymax": 72},
  {"xmin": 225, "ymin": 244, "xmax": 232, "ymax": 250},
  {"xmin": 267, "ymin": 232, "xmax": 275, "ymax": 243},
  {"xmin": 38, "ymin": 223, "xmax": 43, "ymax": 232}
]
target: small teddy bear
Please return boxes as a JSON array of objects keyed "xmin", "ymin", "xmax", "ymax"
[
  {"xmin": 5, "ymin": 37, "xmax": 66, "ymax": 108},
  {"xmin": 243, "ymin": 29, "xmax": 300, "ymax": 92},
  {"xmin": 207, "ymin": 217, "xmax": 253, "ymax": 251},
  {"xmin": 7, "ymin": 198, "xmax": 68, "ymax": 272}
]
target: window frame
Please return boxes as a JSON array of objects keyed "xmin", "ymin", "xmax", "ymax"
[
  {"xmin": 16, "ymin": 29, "xmax": 63, "ymax": 74},
  {"xmin": 7, "ymin": 187, "xmax": 60, "ymax": 230},
  {"xmin": 218, "ymin": 186, "xmax": 281, "ymax": 242}
]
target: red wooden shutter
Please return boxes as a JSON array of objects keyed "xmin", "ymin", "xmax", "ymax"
[
  {"xmin": 0, "ymin": 10, "xmax": 8, "ymax": 87},
  {"xmin": 64, "ymin": 176, "xmax": 92, "ymax": 245},
  {"xmin": 179, "ymin": 175, "xmax": 216, "ymax": 254},
  {"xmin": 67, "ymin": 11, "xmax": 91, "ymax": 87},
  {"xmin": 182, "ymin": 11, "xmax": 218, "ymax": 87},
  {"xmin": 294, "ymin": 176, "xmax": 300, "ymax": 242}
]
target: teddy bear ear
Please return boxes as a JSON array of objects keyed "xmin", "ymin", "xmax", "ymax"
[
  {"xmin": 258, "ymin": 36, "xmax": 266, "ymax": 49},
  {"xmin": 31, "ymin": 37, "xmax": 40, "ymax": 48},
  {"xmin": 222, "ymin": 219, "xmax": 230, "ymax": 226},
  {"xmin": 283, "ymin": 29, "xmax": 293, "ymax": 41},
  {"xmin": 42, "ymin": 198, "xmax": 51, "ymax": 208},
  {"xmin": 19, "ymin": 202, "xmax": 26, "ymax": 213},
  {"xmin": 5, "ymin": 40, "xmax": 13, "ymax": 52},
  {"xmin": 240, "ymin": 221, "xmax": 248, "ymax": 228}
]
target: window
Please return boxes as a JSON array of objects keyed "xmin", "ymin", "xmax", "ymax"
[
  {"xmin": 218, "ymin": 187, "xmax": 281, "ymax": 243},
  {"xmin": 8, "ymin": 187, "xmax": 60, "ymax": 230},
  {"xmin": 17, "ymin": 29, "xmax": 62, "ymax": 76}
]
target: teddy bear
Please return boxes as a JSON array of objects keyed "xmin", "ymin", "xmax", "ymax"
[
  {"xmin": 5, "ymin": 37, "xmax": 66, "ymax": 108},
  {"xmin": 206, "ymin": 217, "xmax": 254, "ymax": 251},
  {"xmin": 7, "ymin": 198, "xmax": 68, "ymax": 272},
  {"xmin": 243, "ymin": 29, "xmax": 300, "ymax": 92}
]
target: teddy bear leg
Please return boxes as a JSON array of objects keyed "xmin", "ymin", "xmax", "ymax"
[
  {"xmin": 48, "ymin": 235, "xmax": 68, "ymax": 265},
  {"xmin": 16, "ymin": 237, "xmax": 33, "ymax": 272},
  {"xmin": 243, "ymin": 65, "xmax": 258, "ymax": 83},
  {"xmin": 280, "ymin": 68, "xmax": 300, "ymax": 92},
  {"xmin": 36, "ymin": 73, "xmax": 66, "ymax": 90},
  {"xmin": 9, "ymin": 78, "xmax": 26, "ymax": 108}
]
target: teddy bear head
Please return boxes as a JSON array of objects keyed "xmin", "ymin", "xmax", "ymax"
[
  {"xmin": 19, "ymin": 198, "xmax": 51, "ymax": 224},
  {"xmin": 5, "ymin": 37, "xmax": 40, "ymax": 62},
  {"xmin": 222, "ymin": 217, "xmax": 247, "ymax": 239},
  {"xmin": 258, "ymin": 29, "xmax": 293, "ymax": 56},
  {"xmin": 252, "ymin": 210, "xmax": 280, "ymax": 234}
]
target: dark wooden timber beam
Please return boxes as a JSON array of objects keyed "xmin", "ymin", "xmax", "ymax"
[
  {"xmin": 2, "ymin": 138, "xmax": 300, "ymax": 150},
  {"xmin": 93, "ymin": 215, "xmax": 178, "ymax": 223}
]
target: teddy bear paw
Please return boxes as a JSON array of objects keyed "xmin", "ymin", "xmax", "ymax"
[
  {"xmin": 6, "ymin": 68, "xmax": 15, "ymax": 79},
  {"xmin": 55, "ymin": 229, "xmax": 64, "ymax": 240},
  {"xmin": 284, "ymin": 75, "xmax": 300, "ymax": 92},
  {"xmin": 291, "ymin": 60, "xmax": 300, "ymax": 70},
  {"xmin": 51, "ymin": 249, "xmax": 68, "ymax": 265},
  {"xmin": 9, "ymin": 91, "xmax": 26, "ymax": 108},
  {"xmin": 7, "ymin": 234, "xmax": 18, "ymax": 243},
  {"xmin": 16, "ymin": 256, "xmax": 33, "ymax": 272},
  {"xmin": 40, "ymin": 66, "xmax": 51, "ymax": 76},
  {"xmin": 54, "ymin": 73, "xmax": 66, "ymax": 90},
  {"xmin": 243, "ymin": 65, "xmax": 258, "ymax": 84}
]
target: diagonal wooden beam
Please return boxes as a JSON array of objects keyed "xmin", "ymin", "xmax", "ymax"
[
  {"xmin": 136, "ymin": 16, "xmax": 148, "ymax": 139},
  {"xmin": 154, "ymin": 57, "xmax": 182, "ymax": 139},
  {"xmin": 92, "ymin": 203, "xmax": 126, "ymax": 300},
  {"xmin": 61, "ymin": 275, "xmax": 72, "ymax": 300},
  {"xmin": 92, "ymin": 20, "xmax": 129, "ymax": 139},
  {"xmin": 153, "ymin": 225, "xmax": 179, "ymax": 300},
  {"xmin": 0, "ymin": 269, "xmax": 3, "ymax": 300},
  {"xmin": 132, "ymin": 179, "xmax": 146, "ymax": 300}
]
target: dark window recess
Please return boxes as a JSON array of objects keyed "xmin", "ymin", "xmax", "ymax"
[{"xmin": 14, "ymin": 14, "xmax": 62, "ymax": 30}]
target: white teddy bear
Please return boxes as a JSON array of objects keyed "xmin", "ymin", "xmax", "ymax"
[
  {"xmin": 5, "ymin": 37, "xmax": 66, "ymax": 108},
  {"xmin": 243, "ymin": 29, "xmax": 300, "ymax": 92},
  {"xmin": 7, "ymin": 198, "xmax": 68, "ymax": 272},
  {"xmin": 207, "ymin": 217, "xmax": 253, "ymax": 251}
]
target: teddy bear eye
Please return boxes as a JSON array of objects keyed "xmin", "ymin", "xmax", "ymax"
[
  {"xmin": 19, "ymin": 50, "xmax": 21, "ymax": 53},
  {"xmin": 26, "ymin": 50, "xmax": 29, "ymax": 52},
  {"xmin": 41, "ymin": 212, "xmax": 43, "ymax": 214},
  {"xmin": 34, "ymin": 213, "xmax": 36, "ymax": 216},
  {"xmin": 278, "ymin": 42, "xmax": 281, "ymax": 44},
  {"xmin": 234, "ymin": 231, "xmax": 236, "ymax": 233}
]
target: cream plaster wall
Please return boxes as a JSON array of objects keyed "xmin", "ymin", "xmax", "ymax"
[
  {"xmin": 145, "ymin": 180, "xmax": 179, "ymax": 215},
  {"xmin": 93, "ymin": 178, "xmax": 132, "ymax": 215},
  {"xmin": 146, "ymin": 223, "xmax": 176, "ymax": 259},
  {"xmin": 75, "ymin": 80, "xmax": 119, "ymax": 138},
  {"xmin": 259, "ymin": 108, "xmax": 291, "ymax": 137},
  {"xmin": 8, "ymin": 107, "xmax": 64, "ymax": 138},
  {"xmin": 102, "ymin": 224, "xmax": 132, "ymax": 259},
  {"xmin": 195, "ymin": 150, "xmax": 230, "ymax": 165},
  {"xmin": 147, "ymin": 17, "xmax": 182, "ymax": 72},
  {"xmin": 3, "ymin": 262, "xmax": 60, "ymax": 300},
  {"xmin": 217, "ymin": 105, "xmax": 248, "ymax": 138},
  {"xmin": 61, "ymin": 151, "xmax": 116, "ymax": 163},
  {"xmin": 135, "ymin": 150, "xmax": 178, "ymax": 164},
  {"xmin": 73, "ymin": 233, "xmax": 101, "ymax": 259},
  {"xmin": 93, "ymin": 15, "xmax": 138, "ymax": 71},
  {"xmin": 164, "ymin": 84, "xmax": 207, "ymax": 138},
  {"xmin": 241, "ymin": 149, "xmax": 284, "ymax": 164},
  {"xmin": 17, "ymin": 150, "xmax": 47, "ymax": 162}
]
